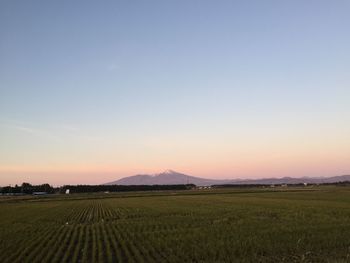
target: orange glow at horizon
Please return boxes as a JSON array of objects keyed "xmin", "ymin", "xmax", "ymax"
[
  {"xmin": 1, "ymin": 149, "xmax": 349, "ymax": 186},
  {"xmin": 1, "ymin": 118, "xmax": 349, "ymax": 185}
]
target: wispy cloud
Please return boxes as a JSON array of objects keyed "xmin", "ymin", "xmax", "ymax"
[
  {"xmin": 55, "ymin": 123, "xmax": 104, "ymax": 142},
  {"xmin": 1, "ymin": 121, "xmax": 63, "ymax": 141},
  {"xmin": 59, "ymin": 124, "xmax": 79, "ymax": 132},
  {"xmin": 0, "ymin": 119, "xmax": 104, "ymax": 142},
  {"xmin": 107, "ymin": 63, "xmax": 120, "ymax": 72},
  {"xmin": 12, "ymin": 125, "xmax": 37, "ymax": 134}
]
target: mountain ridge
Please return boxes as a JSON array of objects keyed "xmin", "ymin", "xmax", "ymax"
[{"xmin": 105, "ymin": 170, "xmax": 350, "ymax": 186}]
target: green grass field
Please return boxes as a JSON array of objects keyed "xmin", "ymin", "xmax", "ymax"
[{"xmin": 1, "ymin": 186, "xmax": 350, "ymax": 262}]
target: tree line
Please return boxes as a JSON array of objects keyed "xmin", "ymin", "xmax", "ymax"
[
  {"xmin": 0, "ymin": 183, "xmax": 56, "ymax": 194},
  {"xmin": 60, "ymin": 184, "xmax": 195, "ymax": 193},
  {"xmin": 0, "ymin": 183, "xmax": 195, "ymax": 194}
]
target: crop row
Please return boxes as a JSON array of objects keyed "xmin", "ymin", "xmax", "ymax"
[
  {"xmin": 2, "ymin": 190, "xmax": 350, "ymax": 262},
  {"xmin": 3, "ymin": 200, "xmax": 173, "ymax": 263}
]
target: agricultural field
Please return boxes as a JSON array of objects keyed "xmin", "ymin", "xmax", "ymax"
[{"xmin": 1, "ymin": 187, "xmax": 350, "ymax": 262}]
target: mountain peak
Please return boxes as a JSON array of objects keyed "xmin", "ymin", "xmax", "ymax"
[{"xmin": 159, "ymin": 169, "xmax": 178, "ymax": 175}]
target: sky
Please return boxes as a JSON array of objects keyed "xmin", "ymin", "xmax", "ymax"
[{"xmin": 0, "ymin": 0, "xmax": 349, "ymax": 186}]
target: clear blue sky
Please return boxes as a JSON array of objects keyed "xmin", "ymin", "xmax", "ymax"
[{"xmin": 1, "ymin": 0, "xmax": 349, "ymax": 185}]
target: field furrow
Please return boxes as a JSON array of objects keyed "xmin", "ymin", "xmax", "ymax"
[{"xmin": 2, "ymin": 188, "xmax": 350, "ymax": 262}]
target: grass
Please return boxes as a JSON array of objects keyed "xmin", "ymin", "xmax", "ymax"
[{"xmin": 1, "ymin": 186, "xmax": 350, "ymax": 262}]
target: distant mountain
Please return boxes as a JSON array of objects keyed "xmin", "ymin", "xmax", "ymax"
[
  {"xmin": 231, "ymin": 175, "xmax": 350, "ymax": 185},
  {"xmin": 105, "ymin": 170, "xmax": 350, "ymax": 186},
  {"xmin": 105, "ymin": 170, "xmax": 230, "ymax": 186}
]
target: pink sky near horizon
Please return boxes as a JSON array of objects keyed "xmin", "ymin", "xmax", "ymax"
[
  {"xmin": 1, "ymin": 120, "xmax": 350, "ymax": 186},
  {"xmin": 1, "ymin": 119, "xmax": 349, "ymax": 186},
  {"xmin": 1, "ymin": 150, "xmax": 349, "ymax": 186}
]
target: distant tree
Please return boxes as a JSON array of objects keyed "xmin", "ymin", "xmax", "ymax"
[{"xmin": 21, "ymin": 183, "xmax": 33, "ymax": 194}]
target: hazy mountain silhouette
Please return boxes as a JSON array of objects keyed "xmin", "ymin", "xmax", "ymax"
[
  {"xmin": 105, "ymin": 170, "xmax": 230, "ymax": 186},
  {"xmin": 233, "ymin": 175, "xmax": 350, "ymax": 185},
  {"xmin": 106, "ymin": 170, "xmax": 350, "ymax": 186}
]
